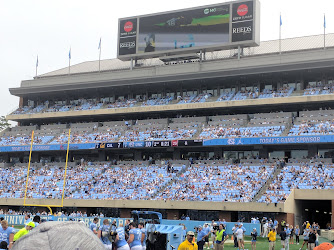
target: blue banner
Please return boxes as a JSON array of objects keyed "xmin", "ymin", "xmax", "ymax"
[
  {"xmin": 203, "ymin": 135, "xmax": 333, "ymax": 146},
  {"xmin": 0, "ymin": 143, "xmax": 96, "ymax": 153},
  {"xmin": 1, "ymin": 215, "xmax": 131, "ymax": 227}
]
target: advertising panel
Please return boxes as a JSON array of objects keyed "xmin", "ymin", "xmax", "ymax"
[
  {"xmin": 231, "ymin": 1, "xmax": 254, "ymax": 42},
  {"xmin": 118, "ymin": 18, "xmax": 137, "ymax": 56}
]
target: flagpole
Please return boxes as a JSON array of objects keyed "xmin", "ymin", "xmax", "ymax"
[
  {"xmin": 279, "ymin": 13, "xmax": 282, "ymax": 54},
  {"xmin": 35, "ymin": 56, "xmax": 38, "ymax": 77},
  {"xmin": 324, "ymin": 13, "xmax": 326, "ymax": 50},
  {"xmin": 98, "ymin": 38, "xmax": 102, "ymax": 73},
  {"xmin": 68, "ymin": 48, "xmax": 71, "ymax": 75}
]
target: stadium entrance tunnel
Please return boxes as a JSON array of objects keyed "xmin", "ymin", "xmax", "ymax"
[{"xmin": 295, "ymin": 200, "xmax": 332, "ymax": 228}]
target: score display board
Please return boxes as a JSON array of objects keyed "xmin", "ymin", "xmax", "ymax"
[{"xmin": 118, "ymin": 0, "xmax": 260, "ymax": 60}]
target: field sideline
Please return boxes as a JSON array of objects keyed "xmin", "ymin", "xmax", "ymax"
[{"xmin": 198, "ymin": 235, "xmax": 333, "ymax": 250}]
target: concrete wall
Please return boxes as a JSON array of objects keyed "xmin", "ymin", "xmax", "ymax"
[
  {"xmin": 294, "ymin": 189, "xmax": 334, "ymax": 200},
  {"xmin": 1, "ymin": 198, "xmax": 283, "ymax": 212}
]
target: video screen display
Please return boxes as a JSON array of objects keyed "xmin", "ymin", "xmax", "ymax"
[{"xmin": 138, "ymin": 4, "xmax": 230, "ymax": 53}]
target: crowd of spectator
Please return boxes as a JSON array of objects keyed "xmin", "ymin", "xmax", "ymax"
[
  {"xmin": 6, "ymin": 110, "xmax": 334, "ymax": 147},
  {"xmin": 199, "ymin": 125, "xmax": 285, "ymax": 139},
  {"xmin": 118, "ymin": 124, "xmax": 198, "ymax": 142},
  {"xmin": 0, "ymin": 161, "xmax": 334, "ymax": 204},
  {"xmin": 70, "ymin": 164, "xmax": 180, "ymax": 200},
  {"xmin": 288, "ymin": 120, "xmax": 334, "ymax": 136},
  {"xmin": 10, "ymin": 85, "xmax": 304, "ymax": 116},
  {"xmin": 304, "ymin": 82, "xmax": 334, "ymax": 96},
  {"xmin": 154, "ymin": 164, "xmax": 274, "ymax": 202},
  {"xmin": 141, "ymin": 96, "xmax": 174, "ymax": 106},
  {"xmin": 258, "ymin": 87, "xmax": 294, "ymax": 99},
  {"xmin": 258, "ymin": 163, "xmax": 334, "ymax": 203},
  {"xmin": 0, "ymin": 135, "xmax": 54, "ymax": 146}
]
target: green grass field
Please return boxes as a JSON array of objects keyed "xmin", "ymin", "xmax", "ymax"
[{"xmin": 200, "ymin": 236, "xmax": 332, "ymax": 250}]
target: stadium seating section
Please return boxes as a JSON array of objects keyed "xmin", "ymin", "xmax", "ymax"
[
  {"xmin": 1, "ymin": 160, "xmax": 333, "ymax": 202},
  {"xmin": 0, "ymin": 112, "xmax": 300, "ymax": 145},
  {"xmin": 10, "ymin": 85, "xmax": 301, "ymax": 116}
]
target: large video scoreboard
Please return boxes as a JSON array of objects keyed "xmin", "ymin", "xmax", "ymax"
[{"xmin": 118, "ymin": 0, "xmax": 260, "ymax": 60}]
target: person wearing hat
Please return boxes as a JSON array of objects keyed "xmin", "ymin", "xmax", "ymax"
[
  {"xmin": 13, "ymin": 222, "xmax": 35, "ymax": 242},
  {"xmin": 197, "ymin": 226, "xmax": 210, "ymax": 250},
  {"xmin": 251, "ymin": 228, "xmax": 258, "ymax": 250},
  {"xmin": 178, "ymin": 231, "xmax": 198, "ymax": 250}
]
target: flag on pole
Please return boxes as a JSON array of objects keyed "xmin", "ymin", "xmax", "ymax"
[
  {"xmin": 324, "ymin": 14, "xmax": 326, "ymax": 29},
  {"xmin": 35, "ymin": 55, "xmax": 39, "ymax": 77},
  {"xmin": 98, "ymin": 38, "xmax": 102, "ymax": 72},
  {"xmin": 98, "ymin": 38, "xmax": 101, "ymax": 50},
  {"xmin": 280, "ymin": 13, "xmax": 282, "ymax": 26},
  {"xmin": 69, "ymin": 48, "xmax": 71, "ymax": 60}
]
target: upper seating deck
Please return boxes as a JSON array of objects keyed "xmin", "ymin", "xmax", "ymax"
[{"xmin": 3, "ymin": 109, "xmax": 334, "ymax": 146}]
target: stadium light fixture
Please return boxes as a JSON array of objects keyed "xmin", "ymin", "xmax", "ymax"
[
  {"xmin": 315, "ymin": 210, "xmax": 319, "ymax": 213},
  {"xmin": 305, "ymin": 209, "xmax": 309, "ymax": 211}
]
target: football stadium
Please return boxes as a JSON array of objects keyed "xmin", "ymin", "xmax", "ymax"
[{"xmin": 1, "ymin": 0, "xmax": 334, "ymax": 249}]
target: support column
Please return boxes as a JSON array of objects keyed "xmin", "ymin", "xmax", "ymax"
[
  {"xmin": 276, "ymin": 213, "xmax": 294, "ymax": 232},
  {"xmin": 214, "ymin": 147, "xmax": 223, "ymax": 159},
  {"xmin": 308, "ymin": 145, "xmax": 318, "ymax": 158},
  {"xmin": 173, "ymin": 149, "xmax": 181, "ymax": 160},
  {"xmin": 259, "ymin": 147, "xmax": 268, "ymax": 159},
  {"xmin": 98, "ymin": 151, "xmax": 106, "ymax": 161},
  {"xmin": 134, "ymin": 150, "xmax": 142, "ymax": 160},
  {"xmin": 31, "ymin": 153, "xmax": 39, "ymax": 163}
]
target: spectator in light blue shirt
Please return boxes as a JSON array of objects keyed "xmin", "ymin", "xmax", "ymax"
[
  {"xmin": 115, "ymin": 222, "xmax": 130, "ymax": 250},
  {"xmin": 90, "ymin": 217, "xmax": 99, "ymax": 236},
  {"xmin": 127, "ymin": 222, "xmax": 142, "ymax": 250},
  {"xmin": 25, "ymin": 214, "xmax": 32, "ymax": 224},
  {"xmin": 197, "ymin": 226, "xmax": 207, "ymax": 250},
  {"xmin": 0, "ymin": 220, "xmax": 15, "ymax": 249},
  {"xmin": 98, "ymin": 219, "xmax": 112, "ymax": 250},
  {"xmin": 138, "ymin": 222, "xmax": 146, "ymax": 249}
]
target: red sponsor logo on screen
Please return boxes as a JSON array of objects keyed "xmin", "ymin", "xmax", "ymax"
[
  {"xmin": 124, "ymin": 21, "xmax": 133, "ymax": 32},
  {"xmin": 172, "ymin": 140, "xmax": 178, "ymax": 147},
  {"xmin": 237, "ymin": 4, "xmax": 248, "ymax": 16}
]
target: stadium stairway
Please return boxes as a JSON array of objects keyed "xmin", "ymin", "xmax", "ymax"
[
  {"xmin": 150, "ymin": 163, "xmax": 190, "ymax": 200},
  {"xmin": 280, "ymin": 122, "xmax": 293, "ymax": 136},
  {"xmin": 0, "ymin": 127, "xmax": 10, "ymax": 136},
  {"xmin": 251, "ymin": 164, "xmax": 283, "ymax": 202}
]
